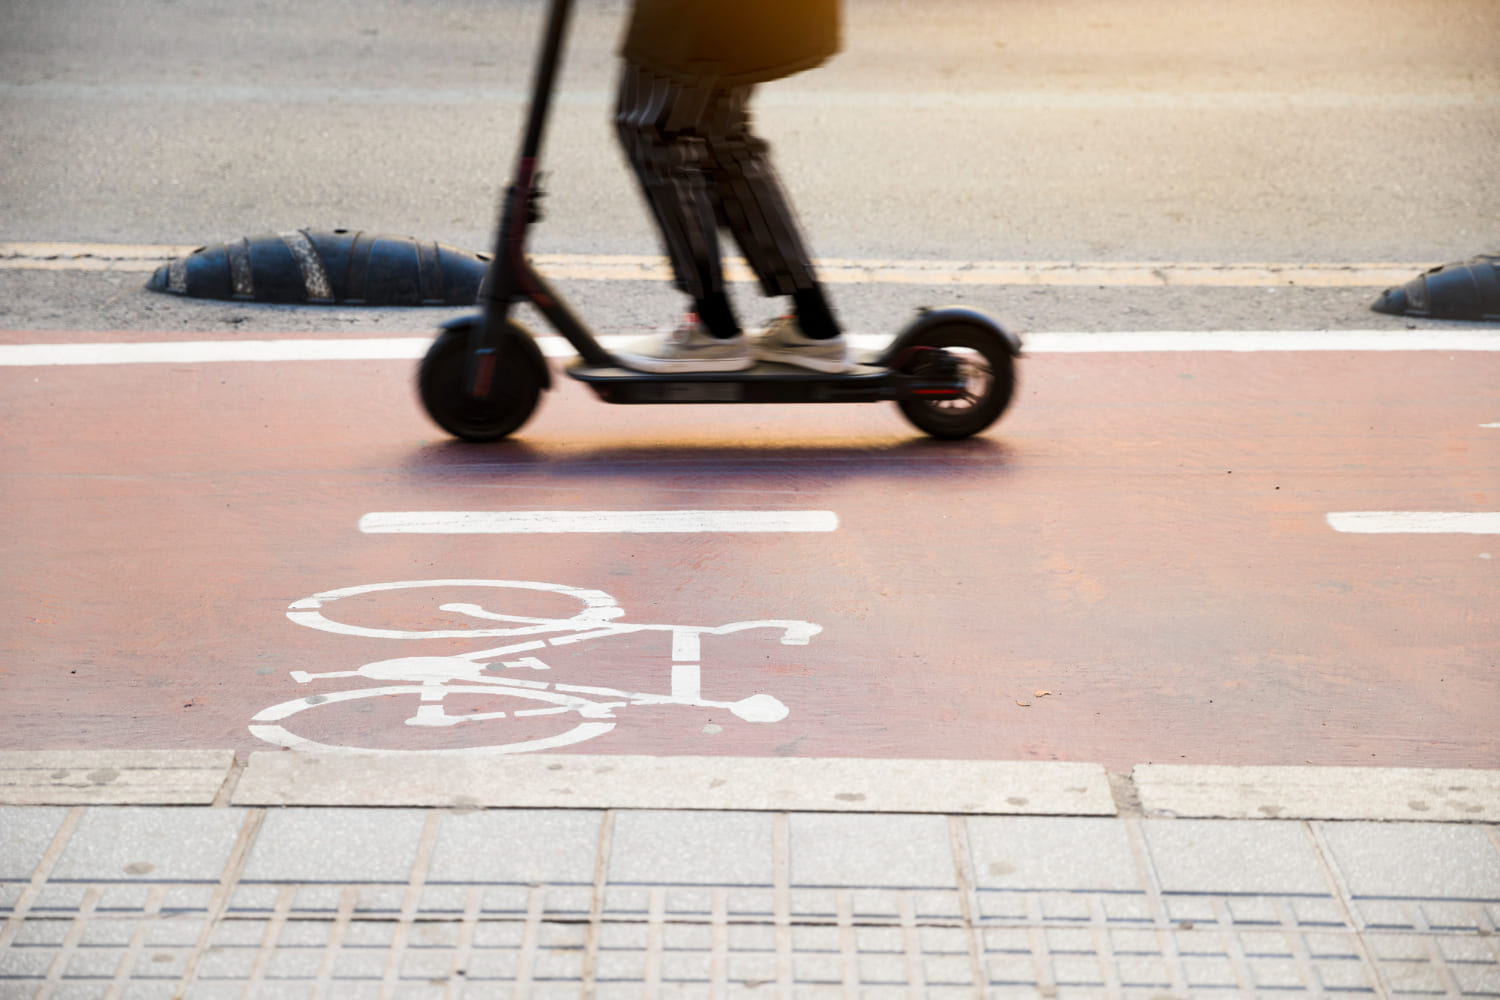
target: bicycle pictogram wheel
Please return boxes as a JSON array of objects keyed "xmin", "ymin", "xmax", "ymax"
[
  {"xmin": 250, "ymin": 682, "xmax": 618, "ymax": 754},
  {"xmin": 287, "ymin": 578, "xmax": 626, "ymax": 640}
]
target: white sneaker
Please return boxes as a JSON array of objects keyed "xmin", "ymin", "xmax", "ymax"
[
  {"xmin": 751, "ymin": 316, "xmax": 854, "ymax": 373},
  {"xmin": 614, "ymin": 317, "xmax": 753, "ymax": 373}
]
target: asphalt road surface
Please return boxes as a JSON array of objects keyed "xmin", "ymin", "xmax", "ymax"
[
  {"xmin": 2, "ymin": 0, "xmax": 1497, "ymax": 771},
  {"xmin": 3, "ymin": 0, "xmax": 1497, "ymax": 262}
]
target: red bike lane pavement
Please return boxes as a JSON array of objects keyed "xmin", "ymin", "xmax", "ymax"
[{"xmin": 3, "ymin": 341, "xmax": 1496, "ymax": 772}]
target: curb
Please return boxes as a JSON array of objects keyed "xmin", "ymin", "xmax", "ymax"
[
  {"xmin": 229, "ymin": 754, "xmax": 1115, "ymax": 814},
  {"xmin": 2, "ymin": 752, "xmax": 1497, "ymax": 822}
]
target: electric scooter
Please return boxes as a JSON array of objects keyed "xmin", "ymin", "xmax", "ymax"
[{"xmin": 418, "ymin": 0, "xmax": 1021, "ymax": 442}]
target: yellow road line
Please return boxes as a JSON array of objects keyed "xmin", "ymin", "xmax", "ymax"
[
  {"xmin": 534, "ymin": 255, "xmax": 1424, "ymax": 288},
  {"xmin": 0, "ymin": 242, "xmax": 204, "ymax": 272},
  {"xmin": 0, "ymin": 242, "xmax": 1424, "ymax": 288}
]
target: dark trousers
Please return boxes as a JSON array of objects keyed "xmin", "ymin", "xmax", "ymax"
[{"xmin": 615, "ymin": 61, "xmax": 821, "ymax": 302}]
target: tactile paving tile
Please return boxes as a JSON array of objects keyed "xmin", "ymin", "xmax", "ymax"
[
  {"xmin": 2, "ymin": 811, "xmax": 1497, "ymax": 998},
  {"xmin": 7, "ymin": 886, "xmax": 1497, "ymax": 996}
]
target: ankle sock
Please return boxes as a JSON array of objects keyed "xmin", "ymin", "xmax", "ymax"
[
  {"xmin": 793, "ymin": 287, "xmax": 841, "ymax": 340},
  {"xmin": 694, "ymin": 292, "xmax": 742, "ymax": 340}
]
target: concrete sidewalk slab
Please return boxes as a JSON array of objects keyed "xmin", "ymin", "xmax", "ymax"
[
  {"xmin": 1319, "ymin": 822, "xmax": 1500, "ymax": 900},
  {"xmin": 51, "ymin": 807, "xmax": 247, "ymax": 883},
  {"xmin": 0, "ymin": 751, "xmax": 234, "ymax": 805},
  {"xmin": 610, "ymin": 812, "xmax": 774, "ymax": 887},
  {"xmin": 0, "ymin": 808, "xmax": 70, "ymax": 880},
  {"xmin": 787, "ymin": 814, "xmax": 957, "ymax": 888},
  {"xmin": 1133, "ymin": 764, "xmax": 1500, "ymax": 821},
  {"xmin": 231, "ymin": 753, "xmax": 1118, "ymax": 815},
  {"xmin": 239, "ymin": 809, "xmax": 432, "ymax": 884},
  {"xmin": 428, "ymin": 811, "xmax": 602, "ymax": 886},
  {"xmin": 1141, "ymin": 819, "xmax": 1333, "ymax": 896},
  {"xmin": 967, "ymin": 817, "xmax": 1142, "ymax": 892}
]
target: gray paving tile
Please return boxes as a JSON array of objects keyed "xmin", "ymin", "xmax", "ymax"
[
  {"xmin": 1143, "ymin": 819, "xmax": 1331, "ymax": 895},
  {"xmin": 115, "ymin": 981, "xmax": 179, "ymax": 1000},
  {"xmin": 240, "ymin": 808, "xmax": 428, "ymax": 883},
  {"xmin": 1, "ymin": 946, "xmax": 56, "ymax": 976},
  {"xmin": 0, "ymin": 806, "xmax": 69, "ymax": 879},
  {"xmin": 290, "ymin": 884, "xmax": 343, "ymax": 912},
  {"xmin": 50, "ymin": 807, "xmax": 247, "ymax": 882},
  {"xmin": 1291, "ymin": 896, "xmax": 1349, "ymax": 927},
  {"xmin": 1319, "ymin": 822, "xmax": 1500, "ymax": 900},
  {"xmin": 1314, "ymin": 957, "xmax": 1376, "ymax": 992},
  {"xmin": 789, "ymin": 813, "xmax": 956, "ymax": 888},
  {"xmin": 541, "ymin": 883, "xmax": 592, "ymax": 916},
  {"xmin": 1453, "ymin": 963, "xmax": 1500, "ymax": 997},
  {"xmin": 608, "ymin": 811, "xmax": 773, "ymax": 886},
  {"xmin": 354, "ymin": 885, "xmax": 406, "ymax": 914},
  {"xmin": 428, "ymin": 809, "xmax": 601, "ymax": 885},
  {"xmin": 12, "ymin": 921, "xmax": 69, "ymax": 946},
  {"xmin": 1039, "ymin": 891, "xmax": 1092, "ymax": 921},
  {"xmin": 477, "ymin": 885, "xmax": 529, "ymax": 915},
  {"xmin": 662, "ymin": 886, "xmax": 713, "ymax": 916},
  {"xmin": 967, "ymin": 817, "xmax": 1145, "ymax": 892},
  {"xmin": 1355, "ymin": 898, "xmax": 1417, "ymax": 930},
  {"xmin": 97, "ymin": 883, "xmax": 152, "ymax": 911},
  {"xmin": 65, "ymin": 954, "xmax": 122, "ymax": 981},
  {"xmin": 1423, "ymin": 900, "xmax": 1486, "ymax": 930},
  {"xmin": 418, "ymin": 883, "xmax": 470, "ymax": 913},
  {"xmin": 31, "ymin": 882, "xmax": 90, "ymax": 911}
]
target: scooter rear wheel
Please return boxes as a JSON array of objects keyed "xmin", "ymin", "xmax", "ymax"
[
  {"xmin": 418, "ymin": 322, "xmax": 542, "ymax": 441},
  {"xmin": 895, "ymin": 321, "xmax": 1016, "ymax": 439}
]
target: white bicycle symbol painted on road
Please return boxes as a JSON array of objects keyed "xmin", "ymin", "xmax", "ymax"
[{"xmin": 250, "ymin": 579, "xmax": 819, "ymax": 754}]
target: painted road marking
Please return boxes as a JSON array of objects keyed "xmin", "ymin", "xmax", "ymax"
[
  {"xmin": 3, "ymin": 330, "xmax": 1498, "ymax": 367},
  {"xmin": 1024, "ymin": 330, "xmax": 1500, "ymax": 353},
  {"xmin": 0, "ymin": 242, "xmax": 1427, "ymax": 288},
  {"xmin": 1327, "ymin": 512, "xmax": 1500, "ymax": 535},
  {"xmin": 0, "ymin": 339, "xmax": 431, "ymax": 366},
  {"xmin": 359, "ymin": 510, "xmax": 840, "ymax": 534},
  {"xmin": 0, "ymin": 242, "xmax": 204, "ymax": 271},
  {"xmin": 255, "ymin": 578, "xmax": 815, "ymax": 754}
]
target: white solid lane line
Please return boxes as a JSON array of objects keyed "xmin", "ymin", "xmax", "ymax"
[
  {"xmin": 1023, "ymin": 330, "xmax": 1500, "ymax": 353},
  {"xmin": 0, "ymin": 338, "xmax": 432, "ymax": 365},
  {"xmin": 1327, "ymin": 512, "xmax": 1500, "ymax": 535},
  {"xmin": 3, "ymin": 330, "xmax": 1498, "ymax": 366},
  {"xmin": 358, "ymin": 510, "xmax": 841, "ymax": 534}
]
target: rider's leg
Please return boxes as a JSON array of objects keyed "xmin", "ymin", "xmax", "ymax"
[
  {"xmin": 614, "ymin": 62, "xmax": 743, "ymax": 341},
  {"xmin": 698, "ymin": 85, "xmax": 837, "ymax": 333},
  {"xmin": 695, "ymin": 84, "xmax": 851, "ymax": 373}
]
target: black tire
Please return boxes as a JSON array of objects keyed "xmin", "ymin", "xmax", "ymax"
[
  {"xmin": 895, "ymin": 321, "xmax": 1017, "ymax": 439},
  {"xmin": 418, "ymin": 324, "xmax": 542, "ymax": 441}
]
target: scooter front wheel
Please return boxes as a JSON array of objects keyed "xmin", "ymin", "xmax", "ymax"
[
  {"xmin": 418, "ymin": 321, "xmax": 542, "ymax": 441},
  {"xmin": 894, "ymin": 318, "xmax": 1017, "ymax": 439}
]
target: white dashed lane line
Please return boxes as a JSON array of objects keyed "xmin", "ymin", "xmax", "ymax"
[
  {"xmin": 358, "ymin": 510, "xmax": 841, "ymax": 534},
  {"xmin": 1327, "ymin": 512, "xmax": 1500, "ymax": 535}
]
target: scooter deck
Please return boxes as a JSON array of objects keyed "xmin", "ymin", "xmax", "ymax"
[{"xmin": 564, "ymin": 358, "xmax": 927, "ymax": 405}]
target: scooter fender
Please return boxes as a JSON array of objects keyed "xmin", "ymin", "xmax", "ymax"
[
  {"xmin": 875, "ymin": 306, "xmax": 1022, "ymax": 367},
  {"xmin": 439, "ymin": 313, "xmax": 553, "ymax": 391}
]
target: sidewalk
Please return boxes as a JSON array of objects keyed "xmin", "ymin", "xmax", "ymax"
[{"xmin": 2, "ymin": 753, "xmax": 1498, "ymax": 999}]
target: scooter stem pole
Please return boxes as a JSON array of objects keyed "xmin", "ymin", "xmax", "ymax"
[
  {"xmin": 470, "ymin": 0, "xmax": 576, "ymax": 396},
  {"xmin": 520, "ymin": 0, "xmax": 575, "ymax": 163}
]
